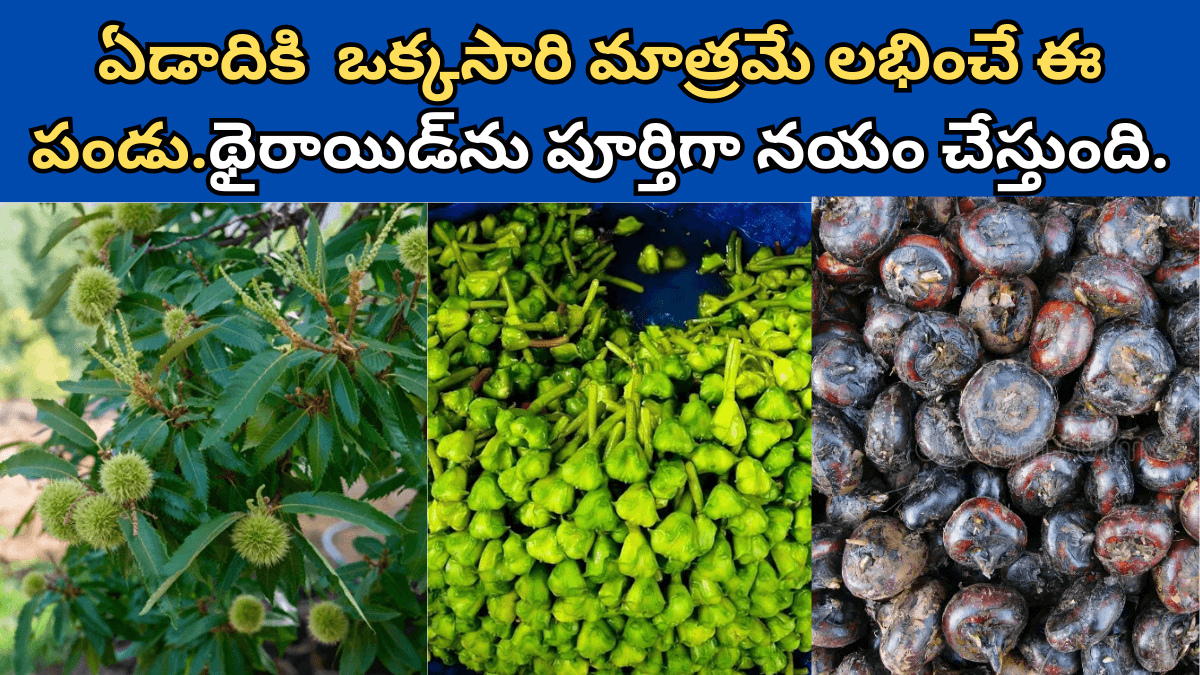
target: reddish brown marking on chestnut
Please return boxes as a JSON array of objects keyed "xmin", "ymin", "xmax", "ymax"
[
  {"xmin": 960, "ymin": 275, "xmax": 1041, "ymax": 355},
  {"xmin": 819, "ymin": 196, "xmax": 908, "ymax": 266},
  {"xmin": 1133, "ymin": 429, "xmax": 1197, "ymax": 495},
  {"xmin": 943, "ymin": 497, "xmax": 1027, "ymax": 578},
  {"xmin": 1093, "ymin": 504, "xmax": 1174, "ymax": 576},
  {"xmin": 1152, "ymin": 537, "xmax": 1198, "ymax": 614},
  {"xmin": 1055, "ymin": 396, "xmax": 1117, "ymax": 452},
  {"xmin": 818, "ymin": 251, "xmax": 875, "ymax": 286},
  {"xmin": 1029, "ymin": 300, "xmax": 1094, "ymax": 377}
]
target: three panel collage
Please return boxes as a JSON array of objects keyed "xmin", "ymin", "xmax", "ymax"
[{"xmin": 0, "ymin": 198, "xmax": 1195, "ymax": 675}]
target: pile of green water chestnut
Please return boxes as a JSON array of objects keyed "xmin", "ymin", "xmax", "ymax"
[{"xmin": 427, "ymin": 204, "xmax": 813, "ymax": 675}]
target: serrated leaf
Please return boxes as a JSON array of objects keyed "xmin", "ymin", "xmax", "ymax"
[
  {"xmin": 253, "ymin": 410, "xmax": 309, "ymax": 472},
  {"xmin": 306, "ymin": 207, "xmax": 327, "ymax": 289},
  {"xmin": 331, "ymin": 363, "xmax": 360, "ymax": 426},
  {"xmin": 38, "ymin": 212, "xmax": 105, "ymax": 260},
  {"xmin": 121, "ymin": 513, "xmax": 168, "ymax": 585},
  {"xmin": 141, "ymin": 512, "xmax": 244, "ymax": 615},
  {"xmin": 279, "ymin": 491, "xmax": 407, "ymax": 538},
  {"xmin": 293, "ymin": 533, "xmax": 371, "ymax": 629},
  {"xmin": 0, "ymin": 449, "xmax": 79, "ymax": 481},
  {"xmin": 192, "ymin": 269, "xmax": 258, "ymax": 316},
  {"xmin": 391, "ymin": 367, "xmax": 426, "ymax": 402},
  {"xmin": 306, "ymin": 414, "xmax": 332, "ymax": 486},
  {"xmin": 152, "ymin": 324, "xmax": 219, "ymax": 382},
  {"xmin": 206, "ymin": 439, "xmax": 251, "ymax": 475},
  {"xmin": 201, "ymin": 350, "xmax": 299, "ymax": 451},
  {"xmin": 31, "ymin": 264, "xmax": 81, "ymax": 320},
  {"xmin": 381, "ymin": 622, "xmax": 423, "ymax": 671},
  {"xmin": 166, "ymin": 613, "xmax": 226, "ymax": 646},
  {"xmin": 173, "ymin": 434, "xmax": 209, "ymax": 505},
  {"xmin": 338, "ymin": 623, "xmax": 377, "ymax": 675},
  {"xmin": 32, "ymin": 398, "xmax": 98, "ymax": 449},
  {"xmin": 56, "ymin": 379, "xmax": 128, "ymax": 396},
  {"xmin": 209, "ymin": 316, "xmax": 270, "ymax": 351},
  {"xmin": 113, "ymin": 241, "xmax": 150, "ymax": 279}
]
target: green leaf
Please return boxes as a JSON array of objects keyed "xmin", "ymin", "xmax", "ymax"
[
  {"xmin": 279, "ymin": 492, "xmax": 407, "ymax": 538},
  {"xmin": 141, "ymin": 512, "xmax": 245, "ymax": 615},
  {"xmin": 191, "ymin": 269, "xmax": 258, "ymax": 316},
  {"xmin": 381, "ymin": 622, "xmax": 423, "ymax": 671},
  {"xmin": 166, "ymin": 614, "xmax": 226, "ymax": 646},
  {"xmin": 37, "ymin": 212, "xmax": 107, "ymax": 260},
  {"xmin": 253, "ymin": 410, "xmax": 309, "ymax": 472},
  {"xmin": 0, "ymin": 449, "xmax": 78, "ymax": 481},
  {"xmin": 114, "ymin": 241, "xmax": 150, "ymax": 279},
  {"xmin": 306, "ymin": 414, "xmax": 332, "ymax": 486},
  {"xmin": 73, "ymin": 595, "xmax": 113, "ymax": 655},
  {"xmin": 392, "ymin": 366, "xmax": 426, "ymax": 402},
  {"xmin": 32, "ymin": 398, "xmax": 99, "ymax": 449},
  {"xmin": 293, "ymin": 533, "xmax": 371, "ymax": 629},
  {"xmin": 209, "ymin": 316, "xmax": 270, "ymax": 351},
  {"xmin": 306, "ymin": 207, "xmax": 327, "ymax": 288},
  {"xmin": 57, "ymin": 378, "xmax": 128, "ymax": 396},
  {"xmin": 201, "ymin": 350, "xmax": 299, "ymax": 451},
  {"xmin": 31, "ymin": 264, "xmax": 81, "ymax": 320},
  {"xmin": 173, "ymin": 434, "xmax": 209, "ymax": 505},
  {"xmin": 152, "ymin": 324, "xmax": 220, "ymax": 382},
  {"xmin": 121, "ymin": 512, "xmax": 168, "ymax": 585},
  {"xmin": 185, "ymin": 640, "xmax": 215, "ymax": 675},
  {"xmin": 13, "ymin": 601, "xmax": 34, "ymax": 675},
  {"xmin": 331, "ymin": 363, "xmax": 360, "ymax": 426},
  {"xmin": 339, "ymin": 623, "xmax": 378, "ymax": 675}
]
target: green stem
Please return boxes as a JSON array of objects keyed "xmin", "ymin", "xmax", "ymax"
[
  {"xmin": 427, "ymin": 447, "xmax": 445, "ymax": 480},
  {"xmin": 527, "ymin": 382, "xmax": 573, "ymax": 414},
  {"xmin": 685, "ymin": 462, "xmax": 704, "ymax": 512},
  {"xmin": 598, "ymin": 274, "xmax": 644, "ymax": 293}
]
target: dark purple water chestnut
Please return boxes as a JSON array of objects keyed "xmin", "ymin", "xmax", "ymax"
[
  {"xmin": 813, "ymin": 588, "xmax": 870, "ymax": 648},
  {"xmin": 899, "ymin": 466, "xmax": 968, "ymax": 532},
  {"xmin": 943, "ymin": 497, "xmax": 1028, "ymax": 578},
  {"xmin": 814, "ymin": 523, "xmax": 849, "ymax": 591},
  {"xmin": 813, "ymin": 403, "xmax": 865, "ymax": 497},
  {"xmin": 1043, "ymin": 503, "xmax": 1099, "ymax": 576},
  {"xmin": 1008, "ymin": 451, "xmax": 1086, "ymax": 516},
  {"xmin": 1069, "ymin": 256, "xmax": 1149, "ymax": 321},
  {"xmin": 1132, "ymin": 428, "xmax": 1197, "ymax": 495},
  {"xmin": 1167, "ymin": 298, "xmax": 1199, "ymax": 367},
  {"xmin": 912, "ymin": 196, "xmax": 956, "ymax": 232},
  {"xmin": 958, "ymin": 203, "xmax": 1044, "ymax": 278},
  {"xmin": 823, "ymin": 288, "xmax": 868, "ymax": 325},
  {"xmin": 1152, "ymin": 538, "xmax": 1198, "ymax": 614},
  {"xmin": 960, "ymin": 275, "xmax": 1041, "ymax": 355},
  {"xmin": 814, "ymin": 336, "xmax": 888, "ymax": 408},
  {"xmin": 1003, "ymin": 552, "xmax": 1071, "ymax": 607},
  {"xmin": 942, "ymin": 584, "xmax": 1029, "ymax": 672},
  {"xmin": 1081, "ymin": 632, "xmax": 1148, "ymax": 675},
  {"xmin": 1131, "ymin": 599, "xmax": 1198, "ymax": 673},
  {"xmin": 895, "ymin": 313, "xmax": 984, "ymax": 398},
  {"xmin": 865, "ymin": 383, "xmax": 918, "ymax": 474},
  {"xmin": 812, "ymin": 648, "xmax": 840, "ymax": 675},
  {"xmin": 1084, "ymin": 446, "xmax": 1136, "ymax": 516},
  {"xmin": 1149, "ymin": 492, "xmax": 1180, "ymax": 528},
  {"xmin": 1079, "ymin": 320, "xmax": 1176, "ymax": 417},
  {"xmin": 957, "ymin": 196, "xmax": 998, "ymax": 216},
  {"xmin": 1056, "ymin": 396, "xmax": 1119, "ymax": 451},
  {"xmin": 826, "ymin": 477, "xmax": 891, "ymax": 528},
  {"xmin": 813, "ymin": 320, "xmax": 861, "ymax": 359},
  {"xmin": 967, "ymin": 464, "xmax": 1011, "ymax": 504},
  {"xmin": 819, "ymin": 251, "xmax": 876, "ymax": 288},
  {"xmin": 1020, "ymin": 612, "xmax": 1083, "ymax": 675},
  {"xmin": 1093, "ymin": 197, "xmax": 1165, "ymax": 275},
  {"xmin": 1044, "ymin": 573, "xmax": 1126, "ymax": 652},
  {"xmin": 863, "ymin": 301, "xmax": 915, "ymax": 365},
  {"xmin": 1158, "ymin": 367, "xmax": 1198, "ymax": 449},
  {"xmin": 1159, "ymin": 195, "xmax": 1198, "ymax": 251},
  {"xmin": 880, "ymin": 233, "xmax": 961, "ymax": 310},
  {"xmin": 915, "ymin": 395, "xmax": 973, "ymax": 469},
  {"xmin": 880, "ymin": 577, "xmax": 950, "ymax": 675},
  {"xmin": 1035, "ymin": 206, "xmax": 1076, "ymax": 278},
  {"xmin": 820, "ymin": 196, "xmax": 909, "ymax": 266},
  {"xmin": 842, "ymin": 516, "xmax": 928, "ymax": 601},
  {"xmin": 1016, "ymin": 196, "xmax": 1054, "ymax": 213},
  {"xmin": 1181, "ymin": 480, "xmax": 1199, "ymax": 541},
  {"xmin": 1093, "ymin": 505, "xmax": 1174, "ymax": 576},
  {"xmin": 1030, "ymin": 300, "xmax": 1095, "ymax": 377},
  {"xmin": 959, "ymin": 360, "xmax": 1058, "ymax": 468},
  {"xmin": 1150, "ymin": 247, "xmax": 1198, "ymax": 305}
]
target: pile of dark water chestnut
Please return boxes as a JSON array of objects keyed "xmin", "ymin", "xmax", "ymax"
[{"xmin": 809, "ymin": 197, "xmax": 1198, "ymax": 675}]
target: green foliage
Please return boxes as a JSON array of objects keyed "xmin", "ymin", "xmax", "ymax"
[{"xmin": 4, "ymin": 203, "xmax": 427, "ymax": 675}]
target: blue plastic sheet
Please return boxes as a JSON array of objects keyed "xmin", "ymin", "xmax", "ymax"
[
  {"xmin": 430, "ymin": 203, "xmax": 812, "ymax": 326},
  {"xmin": 427, "ymin": 203, "xmax": 812, "ymax": 675}
]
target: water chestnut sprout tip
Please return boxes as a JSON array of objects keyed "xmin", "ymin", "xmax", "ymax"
[
  {"xmin": 36, "ymin": 479, "xmax": 87, "ymax": 542},
  {"xmin": 397, "ymin": 225, "xmax": 429, "ymax": 276},
  {"xmin": 308, "ymin": 601, "xmax": 348, "ymax": 644},
  {"xmin": 68, "ymin": 265, "xmax": 121, "ymax": 327},
  {"xmin": 229, "ymin": 594, "xmax": 266, "ymax": 634},
  {"xmin": 231, "ymin": 511, "xmax": 291, "ymax": 567},
  {"xmin": 21, "ymin": 572, "xmax": 46, "ymax": 598},
  {"xmin": 74, "ymin": 494, "xmax": 126, "ymax": 550},
  {"xmin": 113, "ymin": 202, "xmax": 162, "ymax": 235},
  {"xmin": 100, "ymin": 452, "xmax": 154, "ymax": 502}
]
